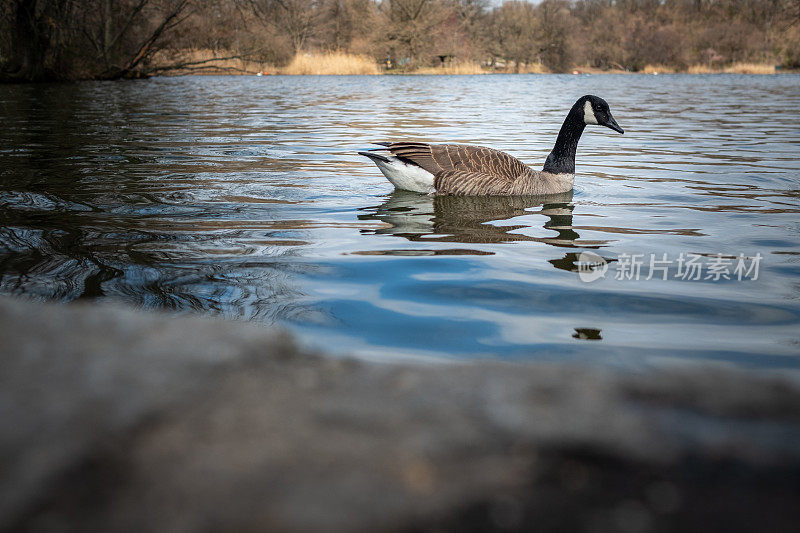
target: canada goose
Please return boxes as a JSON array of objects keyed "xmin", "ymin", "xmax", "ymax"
[{"xmin": 358, "ymin": 95, "xmax": 623, "ymax": 196}]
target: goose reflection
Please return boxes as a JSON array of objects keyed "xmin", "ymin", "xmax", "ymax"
[{"xmin": 358, "ymin": 191, "xmax": 612, "ymax": 272}]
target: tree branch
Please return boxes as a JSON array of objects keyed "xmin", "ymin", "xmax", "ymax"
[
  {"xmin": 108, "ymin": 0, "xmax": 150, "ymax": 52},
  {"xmin": 110, "ymin": 0, "xmax": 191, "ymax": 78}
]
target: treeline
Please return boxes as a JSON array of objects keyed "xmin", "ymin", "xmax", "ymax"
[{"xmin": 2, "ymin": 0, "xmax": 799, "ymax": 81}]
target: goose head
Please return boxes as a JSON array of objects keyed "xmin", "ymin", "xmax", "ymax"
[{"xmin": 578, "ymin": 95, "xmax": 624, "ymax": 134}]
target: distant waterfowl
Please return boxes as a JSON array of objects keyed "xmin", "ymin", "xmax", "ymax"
[{"xmin": 359, "ymin": 95, "xmax": 623, "ymax": 196}]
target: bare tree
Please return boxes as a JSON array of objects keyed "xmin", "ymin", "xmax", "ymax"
[
  {"xmin": 1, "ymin": 0, "xmax": 193, "ymax": 81},
  {"xmin": 245, "ymin": 0, "xmax": 322, "ymax": 53},
  {"xmin": 1, "ymin": 0, "xmax": 74, "ymax": 81},
  {"xmin": 383, "ymin": 0, "xmax": 451, "ymax": 66},
  {"xmin": 537, "ymin": 0, "xmax": 572, "ymax": 72},
  {"xmin": 319, "ymin": 0, "xmax": 377, "ymax": 51},
  {"xmin": 488, "ymin": 1, "xmax": 540, "ymax": 71}
]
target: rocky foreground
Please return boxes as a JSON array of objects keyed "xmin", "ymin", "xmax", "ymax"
[{"xmin": 1, "ymin": 296, "xmax": 799, "ymax": 532}]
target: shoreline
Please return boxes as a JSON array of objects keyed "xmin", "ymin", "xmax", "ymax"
[
  {"xmin": 150, "ymin": 51, "xmax": 789, "ymax": 78},
  {"xmin": 159, "ymin": 69, "xmax": 793, "ymax": 77}
]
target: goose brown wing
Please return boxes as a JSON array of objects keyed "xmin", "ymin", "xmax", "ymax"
[
  {"xmin": 434, "ymin": 169, "xmax": 515, "ymax": 196},
  {"xmin": 383, "ymin": 142, "xmax": 530, "ymax": 181}
]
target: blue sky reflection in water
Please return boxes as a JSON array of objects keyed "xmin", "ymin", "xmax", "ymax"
[{"xmin": 0, "ymin": 74, "xmax": 799, "ymax": 369}]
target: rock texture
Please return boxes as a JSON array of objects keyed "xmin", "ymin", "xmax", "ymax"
[{"xmin": 1, "ymin": 296, "xmax": 799, "ymax": 533}]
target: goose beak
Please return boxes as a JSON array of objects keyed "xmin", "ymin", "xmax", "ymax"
[{"xmin": 604, "ymin": 115, "xmax": 624, "ymax": 134}]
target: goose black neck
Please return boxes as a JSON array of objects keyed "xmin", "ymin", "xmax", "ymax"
[{"xmin": 542, "ymin": 107, "xmax": 585, "ymax": 175}]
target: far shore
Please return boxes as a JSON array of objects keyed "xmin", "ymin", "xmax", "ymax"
[{"xmin": 152, "ymin": 50, "xmax": 791, "ymax": 78}]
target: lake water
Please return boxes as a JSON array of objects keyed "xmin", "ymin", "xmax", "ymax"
[{"xmin": 1, "ymin": 74, "xmax": 799, "ymax": 369}]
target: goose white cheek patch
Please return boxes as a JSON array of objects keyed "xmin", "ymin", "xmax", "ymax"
[{"xmin": 583, "ymin": 100, "xmax": 599, "ymax": 125}]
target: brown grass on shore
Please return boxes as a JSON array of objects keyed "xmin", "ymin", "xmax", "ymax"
[
  {"xmin": 687, "ymin": 62, "xmax": 775, "ymax": 74},
  {"xmin": 515, "ymin": 63, "xmax": 549, "ymax": 74},
  {"xmin": 641, "ymin": 64, "xmax": 677, "ymax": 74},
  {"xmin": 281, "ymin": 52, "xmax": 380, "ymax": 75},
  {"xmin": 411, "ymin": 61, "xmax": 486, "ymax": 75}
]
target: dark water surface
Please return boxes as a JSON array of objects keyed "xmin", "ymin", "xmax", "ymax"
[{"xmin": 1, "ymin": 74, "xmax": 799, "ymax": 368}]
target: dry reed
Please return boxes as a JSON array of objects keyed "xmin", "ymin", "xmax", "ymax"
[
  {"xmin": 687, "ymin": 62, "xmax": 775, "ymax": 74},
  {"xmin": 281, "ymin": 52, "xmax": 380, "ymax": 75},
  {"xmin": 412, "ymin": 61, "xmax": 485, "ymax": 75},
  {"xmin": 724, "ymin": 62, "xmax": 775, "ymax": 74},
  {"xmin": 641, "ymin": 64, "xmax": 676, "ymax": 74}
]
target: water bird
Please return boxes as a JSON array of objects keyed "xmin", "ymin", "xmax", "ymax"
[{"xmin": 359, "ymin": 95, "xmax": 623, "ymax": 196}]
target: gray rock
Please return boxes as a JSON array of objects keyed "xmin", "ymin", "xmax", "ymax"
[{"xmin": 1, "ymin": 296, "xmax": 799, "ymax": 532}]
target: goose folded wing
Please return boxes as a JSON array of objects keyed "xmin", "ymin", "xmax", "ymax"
[
  {"xmin": 383, "ymin": 142, "xmax": 529, "ymax": 181},
  {"xmin": 433, "ymin": 169, "xmax": 515, "ymax": 196}
]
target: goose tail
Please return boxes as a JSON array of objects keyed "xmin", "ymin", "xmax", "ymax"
[
  {"xmin": 357, "ymin": 151, "xmax": 391, "ymax": 163},
  {"xmin": 358, "ymin": 150, "xmax": 435, "ymax": 194}
]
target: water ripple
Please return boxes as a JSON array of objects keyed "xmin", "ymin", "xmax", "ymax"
[{"xmin": 1, "ymin": 74, "xmax": 799, "ymax": 368}]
